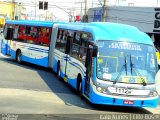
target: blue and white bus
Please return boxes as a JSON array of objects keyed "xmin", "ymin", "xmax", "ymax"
[
  {"xmin": 1, "ymin": 20, "xmax": 159, "ymax": 107},
  {"xmin": 1, "ymin": 20, "xmax": 56, "ymax": 67}
]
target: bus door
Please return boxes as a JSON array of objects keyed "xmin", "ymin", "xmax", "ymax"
[
  {"xmin": 84, "ymin": 45, "xmax": 97, "ymax": 96},
  {"xmin": 63, "ymin": 35, "xmax": 72, "ymax": 82},
  {"xmin": 84, "ymin": 46, "xmax": 93, "ymax": 96},
  {"xmin": 54, "ymin": 29, "xmax": 70, "ymax": 80},
  {"xmin": 49, "ymin": 24, "xmax": 58, "ymax": 68}
]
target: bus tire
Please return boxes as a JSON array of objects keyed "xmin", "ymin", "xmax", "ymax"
[
  {"xmin": 57, "ymin": 62, "xmax": 61, "ymax": 80},
  {"xmin": 16, "ymin": 50, "xmax": 22, "ymax": 63},
  {"xmin": 77, "ymin": 75, "xmax": 83, "ymax": 99}
]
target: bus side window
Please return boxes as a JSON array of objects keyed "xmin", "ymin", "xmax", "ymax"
[
  {"xmin": 45, "ymin": 27, "xmax": 51, "ymax": 46},
  {"xmin": 13, "ymin": 25, "xmax": 19, "ymax": 40},
  {"xmin": 55, "ymin": 29, "xmax": 62, "ymax": 48},
  {"xmin": 88, "ymin": 33, "xmax": 93, "ymax": 42},
  {"xmin": 25, "ymin": 26, "xmax": 31, "ymax": 34},
  {"xmin": 5, "ymin": 24, "xmax": 14, "ymax": 40},
  {"xmin": 71, "ymin": 31, "xmax": 81, "ymax": 59},
  {"xmin": 55, "ymin": 29, "xmax": 67, "ymax": 53},
  {"xmin": 67, "ymin": 30, "xmax": 74, "ymax": 54},
  {"xmin": 17, "ymin": 25, "xmax": 26, "ymax": 41},
  {"xmin": 35, "ymin": 27, "xmax": 42, "ymax": 44},
  {"xmin": 25, "ymin": 26, "xmax": 35, "ymax": 44},
  {"xmin": 4, "ymin": 24, "xmax": 8, "ymax": 39},
  {"xmin": 40, "ymin": 27, "xmax": 51, "ymax": 46},
  {"xmin": 79, "ymin": 32, "xmax": 89, "ymax": 64}
]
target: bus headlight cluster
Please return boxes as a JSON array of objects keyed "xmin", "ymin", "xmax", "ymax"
[
  {"xmin": 149, "ymin": 91, "xmax": 158, "ymax": 97},
  {"xmin": 96, "ymin": 86, "xmax": 107, "ymax": 93}
]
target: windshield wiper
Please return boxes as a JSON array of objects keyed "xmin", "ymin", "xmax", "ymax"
[
  {"xmin": 125, "ymin": 56, "xmax": 127, "ymax": 75},
  {"xmin": 113, "ymin": 56, "xmax": 127, "ymax": 84},
  {"xmin": 130, "ymin": 55, "xmax": 147, "ymax": 86},
  {"xmin": 130, "ymin": 55, "xmax": 133, "ymax": 75}
]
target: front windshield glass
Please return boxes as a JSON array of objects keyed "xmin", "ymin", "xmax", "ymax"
[{"xmin": 97, "ymin": 41, "xmax": 157, "ymax": 84}]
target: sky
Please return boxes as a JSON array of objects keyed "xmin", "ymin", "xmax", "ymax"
[{"xmin": 2, "ymin": 0, "xmax": 160, "ymax": 21}]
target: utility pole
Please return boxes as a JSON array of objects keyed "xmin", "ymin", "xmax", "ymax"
[
  {"xmin": 80, "ymin": 2, "xmax": 82, "ymax": 20},
  {"xmin": 102, "ymin": 0, "xmax": 106, "ymax": 22},
  {"xmin": 35, "ymin": 2, "xmax": 36, "ymax": 20},
  {"xmin": 18, "ymin": 2, "xmax": 21, "ymax": 20},
  {"xmin": 84, "ymin": 0, "xmax": 87, "ymax": 22},
  {"xmin": 45, "ymin": 10, "xmax": 47, "ymax": 20},
  {"xmin": 12, "ymin": 0, "xmax": 15, "ymax": 20},
  {"xmin": 75, "ymin": 2, "xmax": 83, "ymax": 21},
  {"xmin": 67, "ymin": 8, "xmax": 73, "ymax": 22}
]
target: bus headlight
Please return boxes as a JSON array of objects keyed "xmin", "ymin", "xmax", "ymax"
[
  {"xmin": 96, "ymin": 86, "xmax": 106, "ymax": 93},
  {"xmin": 149, "ymin": 91, "xmax": 158, "ymax": 97}
]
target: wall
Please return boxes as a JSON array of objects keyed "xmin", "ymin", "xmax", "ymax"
[
  {"xmin": 0, "ymin": 2, "xmax": 15, "ymax": 20},
  {"xmin": 88, "ymin": 6, "xmax": 156, "ymax": 33}
]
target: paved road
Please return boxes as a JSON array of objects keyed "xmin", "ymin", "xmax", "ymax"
[
  {"xmin": 0, "ymin": 34, "xmax": 160, "ymax": 120},
  {"xmin": 0, "ymin": 54, "xmax": 160, "ymax": 119}
]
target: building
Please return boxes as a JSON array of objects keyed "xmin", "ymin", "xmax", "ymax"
[
  {"xmin": 88, "ymin": 6, "xmax": 160, "ymax": 49},
  {"xmin": 0, "ymin": 1, "xmax": 26, "ymax": 22},
  {"xmin": 14, "ymin": 2, "xmax": 26, "ymax": 20},
  {"xmin": 0, "ymin": 1, "xmax": 15, "ymax": 20}
]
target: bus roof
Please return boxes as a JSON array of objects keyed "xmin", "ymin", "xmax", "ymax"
[
  {"xmin": 58, "ymin": 22, "xmax": 154, "ymax": 46},
  {"xmin": 5, "ymin": 20, "xmax": 153, "ymax": 46},
  {"xmin": 5, "ymin": 20, "xmax": 54, "ymax": 27}
]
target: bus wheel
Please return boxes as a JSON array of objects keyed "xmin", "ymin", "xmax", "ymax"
[
  {"xmin": 16, "ymin": 50, "xmax": 22, "ymax": 63},
  {"xmin": 57, "ymin": 63, "xmax": 61, "ymax": 80},
  {"xmin": 79, "ymin": 82, "xmax": 83, "ymax": 99},
  {"xmin": 77, "ymin": 75, "xmax": 83, "ymax": 99}
]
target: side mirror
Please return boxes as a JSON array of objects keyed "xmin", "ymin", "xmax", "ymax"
[{"xmin": 92, "ymin": 45, "xmax": 98, "ymax": 57}]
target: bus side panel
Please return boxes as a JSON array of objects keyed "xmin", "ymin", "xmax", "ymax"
[
  {"xmin": 65, "ymin": 56, "xmax": 86, "ymax": 90},
  {"xmin": 10, "ymin": 48, "xmax": 16, "ymax": 60},
  {"xmin": 52, "ymin": 49, "xmax": 86, "ymax": 90},
  {"xmin": 52, "ymin": 49, "xmax": 66, "ymax": 78},
  {"xmin": 10, "ymin": 41, "xmax": 49, "ymax": 67},
  {"xmin": 1, "ymin": 39, "xmax": 8, "ymax": 55},
  {"xmin": 22, "ymin": 55, "xmax": 49, "ymax": 67},
  {"xmin": 23, "ymin": 44, "xmax": 49, "ymax": 67},
  {"xmin": 10, "ymin": 41, "xmax": 18, "ymax": 59},
  {"xmin": 52, "ymin": 56, "xmax": 58, "ymax": 72}
]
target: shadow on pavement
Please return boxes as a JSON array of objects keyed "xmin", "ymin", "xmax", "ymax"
[
  {"xmin": 0, "ymin": 57, "xmax": 153, "ymax": 114},
  {"xmin": 92, "ymin": 104, "xmax": 152, "ymax": 114}
]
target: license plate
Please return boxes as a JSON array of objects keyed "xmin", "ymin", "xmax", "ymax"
[
  {"xmin": 108, "ymin": 87, "xmax": 132, "ymax": 95},
  {"xmin": 116, "ymin": 88, "xmax": 132, "ymax": 94},
  {"xmin": 124, "ymin": 100, "xmax": 134, "ymax": 105}
]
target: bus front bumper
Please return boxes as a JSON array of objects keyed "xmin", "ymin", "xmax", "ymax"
[{"xmin": 89, "ymin": 85, "xmax": 159, "ymax": 108}]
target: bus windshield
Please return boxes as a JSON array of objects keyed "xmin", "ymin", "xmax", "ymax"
[{"xmin": 97, "ymin": 41, "xmax": 157, "ymax": 84}]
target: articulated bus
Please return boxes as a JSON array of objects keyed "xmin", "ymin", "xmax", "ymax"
[{"xmin": 1, "ymin": 20, "xmax": 159, "ymax": 107}]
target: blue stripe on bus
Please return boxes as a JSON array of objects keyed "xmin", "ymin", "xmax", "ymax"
[
  {"xmin": 22, "ymin": 55, "xmax": 49, "ymax": 67},
  {"xmin": 28, "ymin": 47, "xmax": 48, "ymax": 53},
  {"xmin": 28, "ymin": 46, "xmax": 49, "ymax": 52},
  {"xmin": 64, "ymin": 57, "xmax": 86, "ymax": 74},
  {"xmin": 64, "ymin": 58, "xmax": 86, "ymax": 76}
]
